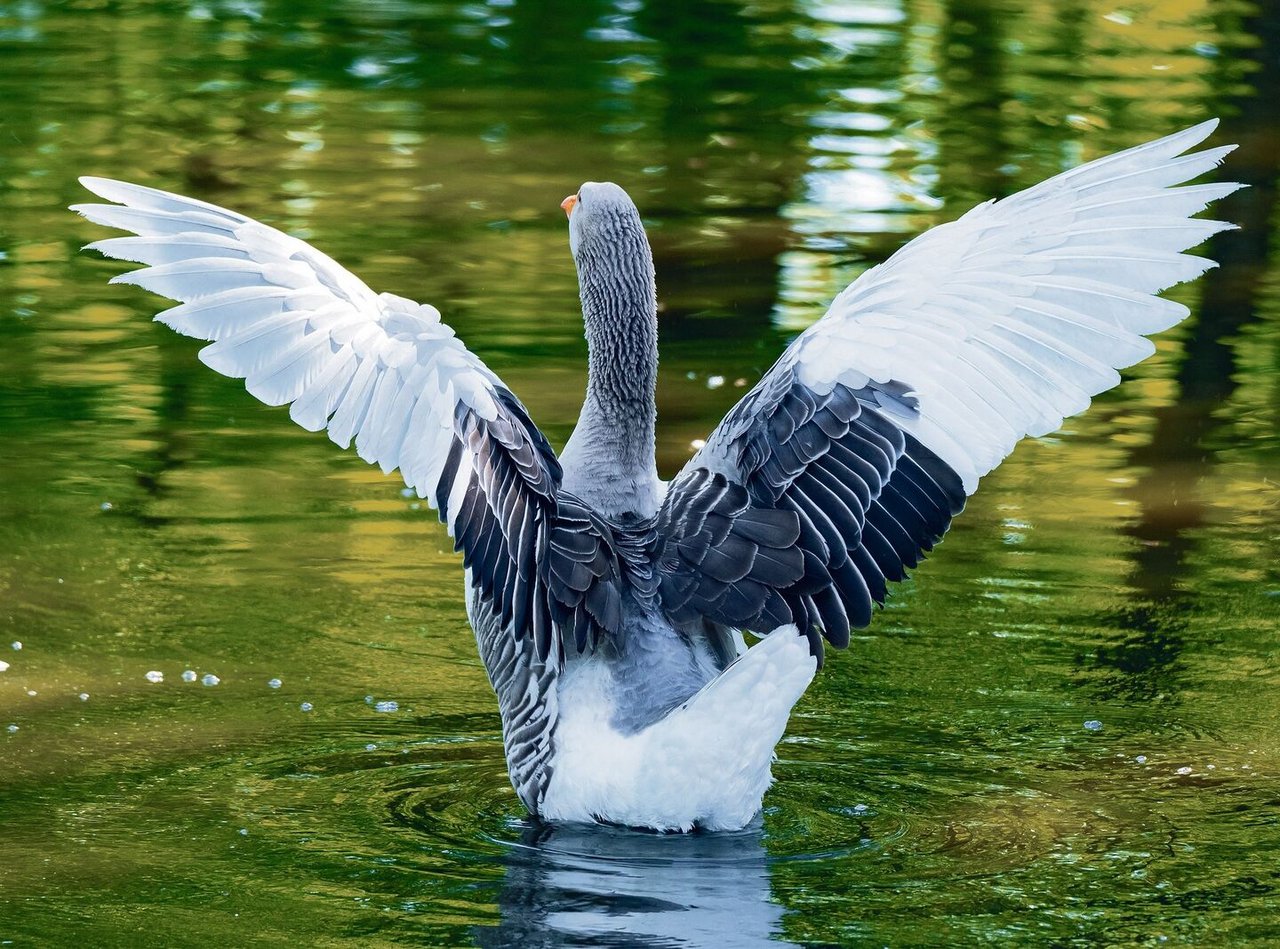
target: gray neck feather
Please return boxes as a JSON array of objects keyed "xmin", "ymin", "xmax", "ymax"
[{"xmin": 560, "ymin": 204, "xmax": 661, "ymax": 519}]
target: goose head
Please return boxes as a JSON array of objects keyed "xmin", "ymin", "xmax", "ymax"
[{"xmin": 561, "ymin": 181, "xmax": 647, "ymax": 262}]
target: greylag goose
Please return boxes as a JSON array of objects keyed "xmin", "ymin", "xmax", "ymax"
[{"xmin": 74, "ymin": 120, "xmax": 1238, "ymax": 832}]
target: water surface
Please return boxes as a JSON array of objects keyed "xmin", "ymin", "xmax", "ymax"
[{"xmin": 2, "ymin": 1, "xmax": 1278, "ymax": 945}]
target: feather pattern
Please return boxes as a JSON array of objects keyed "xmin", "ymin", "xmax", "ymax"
[
  {"xmin": 655, "ymin": 120, "xmax": 1240, "ymax": 658},
  {"xmin": 75, "ymin": 122, "xmax": 1239, "ymax": 833},
  {"xmin": 792, "ymin": 120, "xmax": 1241, "ymax": 491},
  {"xmin": 74, "ymin": 176, "xmax": 636, "ymax": 809}
]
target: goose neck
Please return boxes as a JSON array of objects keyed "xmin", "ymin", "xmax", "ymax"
[{"xmin": 561, "ymin": 237, "xmax": 660, "ymax": 517}]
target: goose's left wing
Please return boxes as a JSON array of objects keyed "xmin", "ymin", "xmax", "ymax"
[
  {"xmin": 73, "ymin": 178, "xmax": 622, "ymax": 666},
  {"xmin": 653, "ymin": 121, "xmax": 1241, "ymax": 658}
]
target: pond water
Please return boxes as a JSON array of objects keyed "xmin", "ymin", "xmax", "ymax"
[{"xmin": 2, "ymin": 1, "xmax": 1279, "ymax": 945}]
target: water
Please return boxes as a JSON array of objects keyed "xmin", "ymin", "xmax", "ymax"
[{"xmin": 2, "ymin": 1, "xmax": 1278, "ymax": 945}]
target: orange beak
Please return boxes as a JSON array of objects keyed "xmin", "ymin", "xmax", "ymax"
[{"xmin": 560, "ymin": 194, "xmax": 578, "ymax": 217}]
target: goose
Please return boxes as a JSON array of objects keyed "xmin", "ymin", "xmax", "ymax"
[{"xmin": 73, "ymin": 120, "xmax": 1239, "ymax": 833}]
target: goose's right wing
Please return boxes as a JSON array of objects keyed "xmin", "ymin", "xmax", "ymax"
[
  {"xmin": 73, "ymin": 177, "xmax": 625, "ymax": 667},
  {"xmin": 654, "ymin": 121, "xmax": 1240, "ymax": 655}
]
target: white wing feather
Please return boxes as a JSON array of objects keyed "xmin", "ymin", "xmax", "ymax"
[
  {"xmin": 786, "ymin": 119, "xmax": 1241, "ymax": 493},
  {"xmin": 73, "ymin": 177, "xmax": 503, "ymax": 528}
]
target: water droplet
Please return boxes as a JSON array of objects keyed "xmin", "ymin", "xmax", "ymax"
[
  {"xmin": 300, "ymin": 702, "xmax": 314, "ymax": 712},
  {"xmin": 182, "ymin": 670, "xmax": 197, "ymax": 682},
  {"xmin": 26, "ymin": 690, "xmax": 37, "ymax": 697},
  {"xmin": 201, "ymin": 674, "xmax": 220, "ymax": 687},
  {"xmin": 267, "ymin": 678, "xmax": 282, "ymax": 689},
  {"xmin": 365, "ymin": 743, "xmax": 377, "ymax": 751},
  {"xmin": 6, "ymin": 724, "xmax": 17, "ymax": 733},
  {"xmin": 1136, "ymin": 755, "xmax": 1147, "ymax": 764},
  {"xmin": 238, "ymin": 828, "xmax": 249, "ymax": 836},
  {"xmin": 78, "ymin": 693, "xmax": 89, "ymax": 701},
  {"xmin": 11, "ymin": 642, "xmax": 22, "ymax": 651},
  {"xmin": 144, "ymin": 670, "xmax": 164, "ymax": 683},
  {"xmin": 0, "ymin": 660, "xmax": 9, "ymax": 672},
  {"xmin": 399, "ymin": 487, "xmax": 415, "ymax": 498},
  {"xmin": 100, "ymin": 501, "xmax": 113, "ymax": 512},
  {"xmin": 852, "ymin": 803, "xmax": 869, "ymax": 814},
  {"xmin": 374, "ymin": 700, "xmax": 399, "ymax": 713},
  {"xmin": 706, "ymin": 375, "xmax": 725, "ymax": 389},
  {"xmin": 364, "ymin": 695, "xmax": 375, "ymax": 704},
  {"xmin": 1176, "ymin": 766, "xmax": 1192, "ymax": 775},
  {"xmin": 1083, "ymin": 719, "xmax": 1103, "ymax": 732}
]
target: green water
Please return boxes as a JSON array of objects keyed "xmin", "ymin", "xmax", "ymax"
[{"xmin": 2, "ymin": 1, "xmax": 1278, "ymax": 945}]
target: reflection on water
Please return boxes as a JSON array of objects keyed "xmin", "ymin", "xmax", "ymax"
[
  {"xmin": 478, "ymin": 822, "xmax": 791, "ymax": 949},
  {"xmin": 1092, "ymin": 6, "xmax": 1280, "ymax": 704},
  {"xmin": 2, "ymin": 0, "xmax": 1279, "ymax": 945}
]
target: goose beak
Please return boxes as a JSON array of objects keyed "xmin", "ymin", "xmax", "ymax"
[{"xmin": 560, "ymin": 194, "xmax": 578, "ymax": 217}]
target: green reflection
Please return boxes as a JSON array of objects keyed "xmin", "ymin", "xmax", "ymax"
[{"xmin": 1, "ymin": 0, "xmax": 1278, "ymax": 945}]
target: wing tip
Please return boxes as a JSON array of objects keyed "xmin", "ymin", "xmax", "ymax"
[
  {"xmin": 79, "ymin": 174, "xmax": 112, "ymax": 193},
  {"xmin": 105, "ymin": 270, "xmax": 138, "ymax": 286},
  {"xmin": 1187, "ymin": 116, "xmax": 1219, "ymax": 140},
  {"xmin": 82, "ymin": 237, "xmax": 133, "ymax": 260},
  {"xmin": 1168, "ymin": 117, "xmax": 1222, "ymax": 156},
  {"xmin": 1207, "ymin": 142, "xmax": 1240, "ymax": 167}
]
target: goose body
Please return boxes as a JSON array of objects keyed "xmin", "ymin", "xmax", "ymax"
[{"xmin": 75, "ymin": 122, "xmax": 1239, "ymax": 832}]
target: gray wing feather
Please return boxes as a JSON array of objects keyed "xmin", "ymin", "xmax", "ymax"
[
  {"xmin": 653, "ymin": 360, "xmax": 965, "ymax": 661},
  {"xmin": 445, "ymin": 388, "xmax": 628, "ymax": 666},
  {"xmin": 469, "ymin": 590, "xmax": 559, "ymax": 812},
  {"xmin": 653, "ymin": 123, "xmax": 1238, "ymax": 662}
]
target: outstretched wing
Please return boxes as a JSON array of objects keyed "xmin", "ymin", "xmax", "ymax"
[
  {"xmin": 73, "ymin": 177, "xmax": 622, "ymax": 666},
  {"xmin": 655, "ymin": 120, "xmax": 1241, "ymax": 656}
]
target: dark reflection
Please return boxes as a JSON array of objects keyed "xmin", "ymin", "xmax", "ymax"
[
  {"xmin": 636, "ymin": 0, "xmax": 813, "ymax": 331},
  {"xmin": 130, "ymin": 336, "xmax": 195, "ymax": 506},
  {"xmin": 935, "ymin": 0, "xmax": 1013, "ymax": 205},
  {"xmin": 475, "ymin": 820, "xmax": 796, "ymax": 948},
  {"xmin": 1088, "ymin": 7, "xmax": 1279, "ymax": 695},
  {"xmin": 501, "ymin": 0, "xmax": 609, "ymax": 101}
]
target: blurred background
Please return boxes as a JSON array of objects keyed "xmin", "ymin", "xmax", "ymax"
[{"xmin": 1, "ymin": 1, "xmax": 1277, "ymax": 945}]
